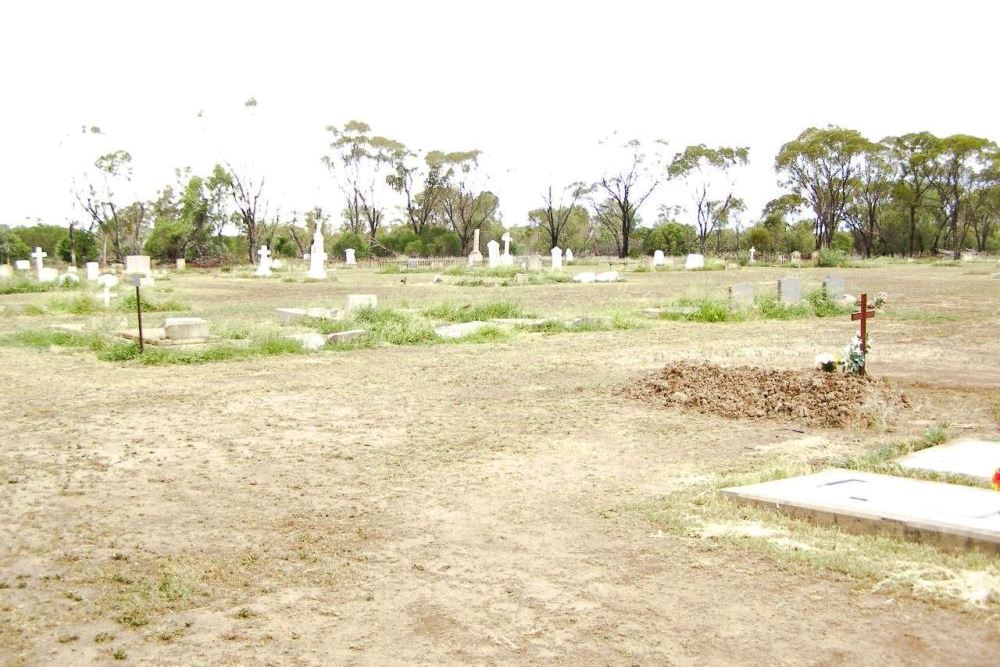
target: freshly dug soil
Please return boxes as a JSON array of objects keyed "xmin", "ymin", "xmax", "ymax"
[{"xmin": 625, "ymin": 361, "xmax": 907, "ymax": 428}]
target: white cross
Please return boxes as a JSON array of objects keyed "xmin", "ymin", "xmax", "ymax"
[
  {"xmin": 31, "ymin": 247, "xmax": 47, "ymax": 273},
  {"xmin": 258, "ymin": 245, "xmax": 271, "ymax": 264}
]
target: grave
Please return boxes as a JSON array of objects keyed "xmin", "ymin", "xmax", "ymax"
[
  {"xmin": 550, "ymin": 246, "xmax": 563, "ymax": 271},
  {"xmin": 468, "ymin": 229, "xmax": 483, "ymax": 267},
  {"xmin": 491, "ymin": 317, "xmax": 548, "ymax": 327},
  {"xmin": 125, "ymin": 255, "xmax": 152, "ymax": 277},
  {"xmin": 38, "ymin": 268, "xmax": 58, "ymax": 283},
  {"xmin": 777, "ymin": 277, "xmax": 802, "ymax": 305},
  {"xmin": 326, "ymin": 328, "xmax": 367, "ymax": 344},
  {"xmin": 287, "ymin": 332, "xmax": 328, "ymax": 351},
  {"xmin": 748, "ymin": 246, "xmax": 756, "ymax": 264},
  {"xmin": 276, "ymin": 307, "xmax": 341, "ymax": 324},
  {"xmin": 684, "ymin": 254, "xmax": 704, "ymax": 270},
  {"xmin": 790, "ymin": 250, "xmax": 802, "ymax": 263},
  {"xmin": 653, "ymin": 250, "xmax": 666, "ymax": 267},
  {"xmin": 572, "ymin": 271, "xmax": 595, "ymax": 283},
  {"xmin": 823, "ymin": 275, "xmax": 845, "ymax": 297},
  {"xmin": 346, "ymin": 294, "xmax": 378, "ymax": 312},
  {"xmin": 723, "ymin": 469, "xmax": 1000, "ymax": 552},
  {"xmin": 729, "ymin": 283, "xmax": 755, "ymax": 309},
  {"xmin": 527, "ymin": 255, "xmax": 542, "ymax": 272},
  {"xmin": 31, "ymin": 247, "xmax": 47, "ymax": 278},
  {"xmin": 565, "ymin": 248, "xmax": 574, "ymax": 263},
  {"xmin": 486, "ymin": 240, "xmax": 501, "ymax": 268},
  {"xmin": 594, "ymin": 271, "xmax": 620, "ymax": 283},
  {"xmin": 176, "ymin": 258, "xmax": 186, "ymax": 271},
  {"xmin": 15, "ymin": 260, "xmax": 30, "ymax": 271},
  {"xmin": 345, "ymin": 248, "xmax": 356, "ymax": 266},
  {"xmin": 86, "ymin": 262, "xmax": 100, "ymax": 281},
  {"xmin": 307, "ymin": 228, "xmax": 327, "ymax": 279},
  {"xmin": 500, "ymin": 232, "xmax": 514, "ymax": 266},
  {"xmin": 898, "ymin": 440, "xmax": 1000, "ymax": 483},
  {"xmin": 435, "ymin": 321, "xmax": 488, "ymax": 339},
  {"xmin": 0, "ymin": 265, "xmax": 11, "ymax": 279},
  {"xmin": 163, "ymin": 317, "xmax": 210, "ymax": 340},
  {"xmin": 255, "ymin": 246, "xmax": 272, "ymax": 277},
  {"xmin": 96, "ymin": 274, "xmax": 119, "ymax": 307}
]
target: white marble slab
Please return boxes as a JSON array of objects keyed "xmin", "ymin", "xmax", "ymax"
[{"xmin": 898, "ymin": 440, "xmax": 1000, "ymax": 483}]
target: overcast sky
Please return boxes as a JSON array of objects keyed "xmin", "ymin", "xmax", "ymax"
[{"xmin": 2, "ymin": 0, "xmax": 998, "ymax": 232}]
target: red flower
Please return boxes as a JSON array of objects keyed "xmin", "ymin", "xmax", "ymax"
[{"xmin": 994, "ymin": 469, "xmax": 1000, "ymax": 490}]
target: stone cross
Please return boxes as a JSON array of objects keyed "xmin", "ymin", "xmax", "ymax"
[
  {"xmin": 749, "ymin": 246, "xmax": 756, "ymax": 263},
  {"xmin": 256, "ymin": 246, "xmax": 272, "ymax": 277},
  {"xmin": 31, "ymin": 247, "xmax": 47, "ymax": 276},
  {"xmin": 501, "ymin": 231, "xmax": 511, "ymax": 257},
  {"xmin": 851, "ymin": 292, "xmax": 875, "ymax": 375}
]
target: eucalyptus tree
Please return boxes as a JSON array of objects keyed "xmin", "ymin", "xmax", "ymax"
[
  {"xmin": 884, "ymin": 132, "xmax": 939, "ymax": 256},
  {"xmin": 668, "ymin": 144, "xmax": 748, "ymax": 254},
  {"xmin": 590, "ymin": 138, "xmax": 668, "ymax": 258},
  {"xmin": 930, "ymin": 134, "xmax": 998, "ymax": 259},
  {"xmin": 386, "ymin": 146, "xmax": 450, "ymax": 236},
  {"xmin": 224, "ymin": 162, "xmax": 274, "ymax": 265},
  {"xmin": 434, "ymin": 150, "xmax": 500, "ymax": 254},
  {"xmin": 77, "ymin": 149, "xmax": 148, "ymax": 262},
  {"xmin": 322, "ymin": 121, "xmax": 406, "ymax": 242},
  {"xmin": 530, "ymin": 182, "xmax": 587, "ymax": 250},
  {"xmin": 844, "ymin": 141, "xmax": 896, "ymax": 257},
  {"xmin": 775, "ymin": 126, "xmax": 868, "ymax": 249}
]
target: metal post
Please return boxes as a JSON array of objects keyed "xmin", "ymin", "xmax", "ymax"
[{"xmin": 135, "ymin": 285, "xmax": 144, "ymax": 354}]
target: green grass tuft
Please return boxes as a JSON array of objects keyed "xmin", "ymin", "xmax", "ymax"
[{"xmin": 422, "ymin": 300, "xmax": 533, "ymax": 323}]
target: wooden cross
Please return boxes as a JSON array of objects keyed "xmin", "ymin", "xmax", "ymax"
[{"xmin": 851, "ymin": 292, "xmax": 875, "ymax": 375}]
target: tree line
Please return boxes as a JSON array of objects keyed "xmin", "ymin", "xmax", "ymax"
[{"xmin": 2, "ymin": 122, "xmax": 997, "ymax": 266}]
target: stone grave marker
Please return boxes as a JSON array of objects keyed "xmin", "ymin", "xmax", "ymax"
[
  {"xmin": 15, "ymin": 260, "xmax": 30, "ymax": 271},
  {"xmin": 435, "ymin": 321, "xmax": 488, "ymax": 339},
  {"xmin": 898, "ymin": 440, "xmax": 1000, "ymax": 482},
  {"xmin": 823, "ymin": 275, "xmax": 845, "ymax": 297},
  {"xmin": 777, "ymin": 277, "xmax": 802, "ymax": 305},
  {"xmin": 345, "ymin": 248, "xmax": 356, "ymax": 266},
  {"xmin": 486, "ymin": 240, "xmax": 501, "ymax": 268},
  {"xmin": 594, "ymin": 271, "xmax": 619, "ymax": 283},
  {"xmin": 31, "ymin": 247, "xmax": 47, "ymax": 278},
  {"xmin": 164, "ymin": 317, "xmax": 210, "ymax": 340},
  {"xmin": 729, "ymin": 282, "xmax": 755, "ymax": 309},
  {"xmin": 176, "ymin": 258, "xmax": 186, "ymax": 271},
  {"xmin": 749, "ymin": 246, "xmax": 756, "ymax": 264},
  {"xmin": 723, "ymin": 469, "xmax": 1000, "ymax": 552},
  {"xmin": 527, "ymin": 255, "xmax": 542, "ymax": 272},
  {"xmin": 125, "ymin": 255, "xmax": 152, "ymax": 277},
  {"xmin": 86, "ymin": 262, "xmax": 100, "ymax": 280},
  {"xmin": 307, "ymin": 227, "xmax": 327, "ymax": 279},
  {"xmin": 572, "ymin": 271, "xmax": 595, "ymax": 283},
  {"xmin": 38, "ymin": 268, "xmax": 58, "ymax": 283},
  {"xmin": 0, "ymin": 265, "xmax": 11, "ymax": 279},
  {"xmin": 684, "ymin": 253, "xmax": 704, "ymax": 270},
  {"xmin": 468, "ymin": 228, "xmax": 483, "ymax": 267},
  {"xmin": 653, "ymin": 250, "xmax": 665, "ymax": 267},
  {"xmin": 255, "ymin": 246, "xmax": 272, "ymax": 277},
  {"xmin": 96, "ymin": 274, "xmax": 119, "ymax": 307},
  {"xmin": 550, "ymin": 246, "xmax": 563, "ymax": 271},
  {"xmin": 565, "ymin": 248, "xmax": 574, "ymax": 263},
  {"xmin": 346, "ymin": 294, "xmax": 377, "ymax": 312}
]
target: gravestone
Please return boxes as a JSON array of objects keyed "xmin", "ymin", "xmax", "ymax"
[
  {"xmin": 276, "ymin": 307, "xmax": 341, "ymax": 324},
  {"xmin": 527, "ymin": 255, "xmax": 542, "ymax": 272},
  {"xmin": 572, "ymin": 271, "xmax": 596, "ymax": 283},
  {"xmin": 125, "ymin": 255, "xmax": 152, "ymax": 277},
  {"xmin": 255, "ymin": 246, "xmax": 272, "ymax": 277},
  {"xmin": 486, "ymin": 240, "xmax": 501, "ymax": 268},
  {"xmin": 565, "ymin": 248, "xmax": 574, "ymax": 264},
  {"xmin": 550, "ymin": 246, "xmax": 563, "ymax": 271},
  {"xmin": 653, "ymin": 250, "xmax": 666, "ymax": 267},
  {"xmin": 346, "ymin": 294, "xmax": 377, "ymax": 312},
  {"xmin": 729, "ymin": 282, "xmax": 755, "ymax": 309},
  {"xmin": 163, "ymin": 317, "xmax": 209, "ymax": 340},
  {"xmin": 500, "ymin": 232, "xmax": 514, "ymax": 266},
  {"xmin": 31, "ymin": 247, "xmax": 47, "ymax": 278},
  {"xmin": 96, "ymin": 274, "xmax": 119, "ymax": 306},
  {"xmin": 307, "ymin": 227, "xmax": 327, "ymax": 279},
  {"xmin": 435, "ymin": 321, "xmax": 488, "ymax": 339},
  {"xmin": 811, "ymin": 250, "xmax": 820, "ymax": 262},
  {"xmin": 15, "ymin": 260, "xmax": 30, "ymax": 271},
  {"xmin": 86, "ymin": 262, "xmax": 100, "ymax": 281},
  {"xmin": 271, "ymin": 259, "xmax": 283, "ymax": 270},
  {"xmin": 684, "ymin": 254, "xmax": 705, "ymax": 270},
  {"xmin": 176, "ymin": 258, "xmax": 186, "ymax": 271},
  {"xmin": 749, "ymin": 246, "xmax": 756, "ymax": 264},
  {"xmin": 345, "ymin": 248, "xmax": 356, "ymax": 266},
  {"xmin": 0, "ymin": 265, "xmax": 11, "ymax": 279},
  {"xmin": 823, "ymin": 275, "xmax": 845, "ymax": 298},
  {"xmin": 723, "ymin": 469, "xmax": 1000, "ymax": 552},
  {"xmin": 38, "ymin": 268, "xmax": 58, "ymax": 283},
  {"xmin": 898, "ymin": 440, "xmax": 1000, "ymax": 483},
  {"xmin": 594, "ymin": 271, "xmax": 619, "ymax": 282},
  {"xmin": 790, "ymin": 250, "xmax": 803, "ymax": 263},
  {"xmin": 778, "ymin": 277, "xmax": 803, "ymax": 305},
  {"xmin": 468, "ymin": 228, "xmax": 483, "ymax": 267}
]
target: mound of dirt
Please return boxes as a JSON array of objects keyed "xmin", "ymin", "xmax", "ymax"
[{"xmin": 625, "ymin": 361, "xmax": 907, "ymax": 428}]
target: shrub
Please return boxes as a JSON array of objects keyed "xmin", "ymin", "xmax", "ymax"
[
  {"xmin": 422, "ymin": 300, "xmax": 533, "ymax": 323},
  {"xmin": 817, "ymin": 248, "xmax": 851, "ymax": 268}
]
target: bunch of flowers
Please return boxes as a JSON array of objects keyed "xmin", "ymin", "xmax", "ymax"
[
  {"xmin": 841, "ymin": 333, "xmax": 868, "ymax": 375},
  {"xmin": 993, "ymin": 469, "xmax": 1000, "ymax": 491},
  {"xmin": 813, "ymin": 352, "xmax": 840, "ymax": 373},
  {"xmin": 873, "ymin": 292, "xmax": 889, "ymax": 308}
]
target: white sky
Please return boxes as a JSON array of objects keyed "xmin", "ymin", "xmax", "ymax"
[{"xmin": 2, "ymin": 0, "xmax": 998, "ymax": 231}]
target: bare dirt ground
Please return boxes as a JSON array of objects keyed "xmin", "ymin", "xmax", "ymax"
[{"xmin": 1, "ymin": 261, "xmax": 999, "ymax": 665}]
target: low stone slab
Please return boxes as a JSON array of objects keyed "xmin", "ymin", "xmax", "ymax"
[
  {"xmin": 276, "ymin": 307, "xmax": 341, "ymax": 324},
  {"xmin": 723, "ymin": 469, "xmax": 1000, "ymax": 552},
  {"xmin": 287, "ymin": 332, "xmax": 327, "ymax": 351},
  {"xmin": 435, "ymin": 321, "xmax": 488, "ymax": 339},
  {"xmin": 163, "ymin": 317, "xmax": 209, "ymax": 340},
  {"xmin": 644, "ymin": 306, "xmax": 697, "ymax": 318},
  {"xmin": 346, "ymin": 294, "xmax": 378, "ymax": 312},
  {"xmin": 491, "ymin": 318, "xmax": 549, "ymax": 327},
  {"xmin": 119, "ymin": 329, "xmax": 212, "ymax": 346},
  {"xmin": 50, "ymin": 323, "xmax": 85, "ymax": 332},
  {"xmin": 564, "ymin": 316, "xmax": 611, "ymax": 328},
  {"xmin": 325, "ymin": 329, "xmax": 367, "ymax": 344},
  {"xmin": 898, "ymin": 440, "xmax": 1000, "ymax": 483}
]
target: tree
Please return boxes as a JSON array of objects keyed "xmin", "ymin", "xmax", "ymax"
[
  {"xmin": 530, "ymin": 182, "xmax": 586, "ymax": 250},
  {"xmin": 322, "ymin": 121, "xmax": 405, "ymax": 242},
  {"xmin": 646, "ymin": 221, "xmax": 696, "ymax": 255},
  {"xmin": 386, "ymin": 147, "xmax": 450, "ymax": 236},
  {"xmin": 225, "ymin": 164, "xmax": 277, "ymax": 265},
  {"xmin": 775, "ymin": 126, "xmax": 868, "ymax": 249},
  {"xmin": 668, "ymin": 144, "xmax": 749, "ymax": 254},
  {"xmin": 287, "ymin": 207, "xmax": 328, "ymax": 257},
  {"xmin": 930, "ymin": 135, "xmax": 998, "ymax": 259},
  {"xmin": 590, "ymin": 138, "xmax": 667, "ymax": 258},
  {"xmin": 0, "ymin": 225, "xmax": 31, "ymax": 264},
  {"xmin": 434, "ymin": 150, "xmax": 499, "ymax": 254},
  {"xmin": 844, "ymin": 142, "xmax": 895, "ymax": 257},
  {"xmin": 885, "ymin": 132, "xmax": 940, "ymax": 257},
  {"xmin": 77, "ymin": 149, "xmax": 148, "ymax": 262}
]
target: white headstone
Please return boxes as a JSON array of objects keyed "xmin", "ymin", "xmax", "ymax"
[
  {"xmin": 15, "ymin": 260, "xmax": 30, "ymax": 271},
  {"xmin": 653, "ymin": 250, "xmax": 666, "ymax": 267},
  {"xmin": 550, "ymin": 246, "xmax": 563, "ymax": 271},
  {"xmin": 38, "ymin": 267, "xmax": 58, "ymax": 283},
  {"xmin": 307, "ymin": 227, "xmax": 327, "ymax": 279},
  {"xmin": 0, "ymin": 265, "xmax": 12, "ymax": 279},
  {"xmin": 778, "ymin": 277, "xmax": 803, "ymax": 305},
  {"xmin": 346, "ymin": 294, "xmax": 377, "ymax": 312},
  {"xmin": 176, "ymin": 258, "xmax": 186, "ymax": 271},
  {"xmin": 572, "ymin": 271, "xmax": 596, "ymax": 283},
  {"xmin": 594, "ymin": 271, "xmax": 619, "ymax": 282},
  {"xmin": 255, "ymin": 246, "xmax": 272, "ymax": 277},
  {"xmin": 684, "ymin": 254, "xmax": 705, "ymax": 270},
  {"xmin": 898, "ymin": 440, "xmax": 1000, "ymax": 483},
  {"xmin": 97, "ymin": 273, "xmax": 119, "ymax": 307},
  {"xmin": 748, "ymin": 246, "xmax": 756, "ymax": 264},
  {"xmin": 345, "ymin": 248, "xmax": 357, "ymax": 266},
  {"xmin": 486, "ymin": 240, "xmax": 501, "ymax": 268},
  {"xmin": 163, "ymin": 317, "xmax": 209, "ymax": 340},
  {"xmin": 31, "ymin": 247, "xmax": 47, "ymax": 277},
  {"xmin": 125, "ymin": 255, "xmax": 152, "ymax": 278},
  {"xmin": 468, "ymin": 228, "xmax": 483, "ymax": 266},
  {"xmin": 271, "ymin": 259, "xmax": 282, "ymax": 270},
  {"xmin": 565, "ymin": 248, "xmax": 574, "ymax": 264},
  {"xmin": 85, "ymin": 262, "xmax": 100, "ymax": 280}
]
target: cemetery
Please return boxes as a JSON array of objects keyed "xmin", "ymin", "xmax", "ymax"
[{"xmin": 2, "ymin": 3, "xmax": 1000, "ymax": 663}]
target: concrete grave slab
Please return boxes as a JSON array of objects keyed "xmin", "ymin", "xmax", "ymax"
[
  {"xmin": 325, "ymin": 329, "xmax": 367, "ymax": 344},
  {"xmin": 778, "ymin": 277, "xmax": 802, "ymax": 305},
  {"xmin": 491, "ymin": 318, "xmax": 549, "ymax": 327},
  {"xmin": 435, "ymin": 321, "xmax": 489, "ymax": 339},
  {"xmin": 276, "ymin": 307, "xmax": 341, "ymax": 325},
  {"xmin": 898, "ymin": 440, "xmax": 1000, "ymax": 483},
  {"xmin": 723, "ymin": 469, "xmax": 1000, "ymax": 552},
  {"xmin": 163, "ymin": 317, "xmax": 209, "ymax": 340},
  {"xmin": 823, "ymin": 275, "xmax": 846, "ymax": 297},
  {"xmin": 346, "ymin": 294, "xmax": 378, "ymax": 312},
  {"xmin": 729, "ymin": 283, "xmax": 755, "ymax": 309}
]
